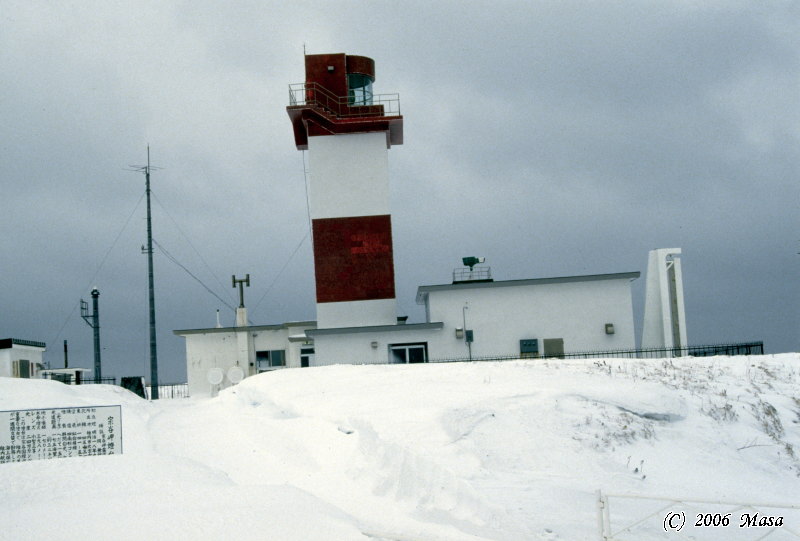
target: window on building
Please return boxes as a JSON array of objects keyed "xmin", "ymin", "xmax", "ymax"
[
  {"xmin": 256, "ymin": 350, "xmax": 286, "ymax": 372},
  {"xmin": 347, "ymin": 73, "xmax": 373, "ymax": 105},
  {"xmin": 389, "ymin": 343, "xmax": 428, "ymax": 364},
  {"xmin": 300, "ymin": 347, "xmax": 314, "ymax": 368}
]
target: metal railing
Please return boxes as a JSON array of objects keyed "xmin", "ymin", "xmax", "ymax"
[
  {"xmin": 426, "ymin": 342, "xmax": 764, "ymax": 364},
  {"xmin": 452, "ymin": 266, "xmax": 493, "ymax": 283},
  {"xmin": 145, "ymin": 383, "xmax": 189, "ymax": 400},
  {"xmin": 82, "ymin": 377, "xmax": 118, "ymax": 385},
  {"xmin": 288, "ymin": 82, "xmax": 401, "ymax": 118},
  {"xmin": 40, "ymin": 373, "xmax": 117, "ymax": 385}
]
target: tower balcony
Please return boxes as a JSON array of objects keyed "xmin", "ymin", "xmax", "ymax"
[{"xmin": 287, "ymin": 82, "xmax": 403, "ymax": 150}]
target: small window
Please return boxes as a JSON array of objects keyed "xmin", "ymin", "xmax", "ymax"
[
  {"xmin": 389, "ymin": 343, "xmax": 428, "ymax": 364},
  {"xmin": 256, "ymin": 350, "xmax": 286, "ymax": 371}
]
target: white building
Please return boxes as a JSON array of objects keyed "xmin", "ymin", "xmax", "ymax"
[
  {"xmin": 309, "ymin": 271, "xmax": 640, "ymax": 365},
  {"xmin": 0, "ymin": 338, "xmax": 46, "ymax": 379},
  {"xmin": 176, "ymin": 269, "xmax": 640, "ymax": 396}
]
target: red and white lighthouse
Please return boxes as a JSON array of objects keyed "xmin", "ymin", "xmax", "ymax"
[{"xmin": 287, "ymin": 53, "xmax": 403, "ymax": 329}]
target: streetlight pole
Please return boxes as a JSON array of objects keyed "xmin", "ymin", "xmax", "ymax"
[{"xmin": 80, "ymin": 289, "xmax": 101, "ymax": 381}]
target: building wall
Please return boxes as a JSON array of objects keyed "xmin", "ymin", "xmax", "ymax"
[
  {"xmin": 422, "ymin": 278, "xmax": 637, "ymax": 358},
  {"xmin": 316, "ymin": 299, "xmax": 397, "ymax": 329},
  {"xmin": 184, "ymin": 331, "xmax": 239, "ymax": 396},
  {"xmin": 0, "ymin": 344, "xmax": 45, "ymax": 378},
  {"xmin": 307, "ymin": 276, "xmax": 637, "ymax": 365},
  {"xmin": 311, "ymin": 326, "xmax": 445, "ymax": 366},
  {"xmin": 181, "ymin": 323, "xmax": 316, "ymax": 397}
]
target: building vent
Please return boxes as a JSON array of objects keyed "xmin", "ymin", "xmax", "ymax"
[{"xmin": 12, "ymin": 359, "xmax": 31, "ymax": 379}]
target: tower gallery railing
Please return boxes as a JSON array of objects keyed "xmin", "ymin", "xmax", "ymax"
[{"xmin": 288, "ymin": 82, "xmax": 401, "ymax": 119}]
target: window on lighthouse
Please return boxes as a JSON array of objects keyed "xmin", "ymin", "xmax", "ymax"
[{"xmin": 347, "ymin": 73, "xmax": 373, "ymax": 106}]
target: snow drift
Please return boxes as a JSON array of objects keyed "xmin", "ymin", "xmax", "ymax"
[{"xmin": 1, "ymin": 354, "xmax": 799, "ymax": 540}]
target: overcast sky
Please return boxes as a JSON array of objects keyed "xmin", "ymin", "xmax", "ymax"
[{"xmin": 2, "ymin": 1, "xmax": 797, "ymax": 382}]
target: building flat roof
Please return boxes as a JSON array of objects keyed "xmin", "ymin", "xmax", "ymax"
[
  {"xmin": 173, "ymin": 321, "xmax": 317, "ymax": 336},
  {"xmin": 306, "ymin": 322, "xmax": 444, "ymax": 337},
  {"xmin": 416, "ymin": 272, "xmax": 641, "ymax": 304},
  {"xmin": 0, "ymin": 338, "xmax": 46, "ymax": 349}
]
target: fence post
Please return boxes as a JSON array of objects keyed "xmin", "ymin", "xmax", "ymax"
[{"xmin": 597, "ymin": 490, "xmax": 607, "ymax": 540}]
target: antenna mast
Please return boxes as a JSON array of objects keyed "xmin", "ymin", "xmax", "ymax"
[{"xmin": 131, "ymin": 147, "xmax": 161, "ymax": 399}]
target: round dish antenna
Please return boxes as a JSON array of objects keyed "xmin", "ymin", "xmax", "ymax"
[
  {"xmin": 206, "ymin": 368, "xmax": 224, "ymax": 385},
  {"xmin": 227, "ymin": 366, "xmax": 244, "ymax": 384}
]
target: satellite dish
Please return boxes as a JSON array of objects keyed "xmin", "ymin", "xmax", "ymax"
[
  {"xmin": 227, "ymin": 366, "xmax": 244, "ymax": 384},
  {"xmin": 206, "ymin": 367, "xmax": 224, "ymax": 385}
]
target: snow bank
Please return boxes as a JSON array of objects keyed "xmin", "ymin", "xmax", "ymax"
[{"xmin": 1, "ymin": 354, "xmax": 798, "ymax": 540}]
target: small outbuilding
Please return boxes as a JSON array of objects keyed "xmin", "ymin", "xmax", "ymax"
[{"xmin": 0, "ymin": 338, "xmax": 46, "ymax": 379}]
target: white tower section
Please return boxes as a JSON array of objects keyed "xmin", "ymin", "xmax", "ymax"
[
  {"xmin": 308, "ymin": 132, "xmax": 396, "ymax": 328},
  {"xmin": 642, "ymin": 248, "xmax": 687, "ymax": 350}
]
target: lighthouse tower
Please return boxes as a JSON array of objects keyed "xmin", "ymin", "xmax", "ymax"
[{"xmin": 287, "ymin": 53, "xmax": 403, "ymax": 329}]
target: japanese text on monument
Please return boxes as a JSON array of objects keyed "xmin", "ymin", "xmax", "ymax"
[{"xmin": 0, "ymin": 405, "xmax": 122, "ymax": 464}]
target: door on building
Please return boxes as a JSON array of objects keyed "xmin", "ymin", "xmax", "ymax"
[
  {"xmin": 300, "ymin": 347, "xmax": 314, "ymax": 368},
  {"xmin": 389, "ymin": 343, "xmax": 428, "ymax": 364}
]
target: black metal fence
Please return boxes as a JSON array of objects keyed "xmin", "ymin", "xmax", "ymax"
[
  {"xmin": 40, "ymin": 373, "xmax": 117, "ymax": 385},
  {"xmin": 427, "ymin": 341, "xmax": 765, "ymax": 364},
  {"xmin": 83, "ymin": 377, "xmax": 118, "ymax": 385},
  {"xmin": 145, "ymin": 383, "xmax": 190, "ymax": 400}
]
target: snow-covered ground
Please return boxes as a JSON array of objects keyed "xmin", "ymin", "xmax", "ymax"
[{"xmin": 2, "ymin": 355, "xmax": 799, "ymax": 540}]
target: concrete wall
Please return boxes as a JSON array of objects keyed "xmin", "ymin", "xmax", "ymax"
[
  {"xmin": 311, "ymin": 326, "xmax": 444, "ymax": 366},
  {"xmin": 316, "ymin": 299, "xmax": 397, "ymax": 329},
  {"xmin": 421, "ymin": 277, "xmax": 638, "ymax": 359},
  {"xmin": 642, "ymin": 248, "xmax": 687, "ymax": 349}
]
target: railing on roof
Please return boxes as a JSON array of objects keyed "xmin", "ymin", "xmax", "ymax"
[
  {"xmin": 288, "ymin": 82, "xmax": 401, "ymax": 118},
  {"xmin": 452, "ymin": 266, "xmax": 493, "ymax": 283},
  {"xmin": 5, "ymin": 338, "xmax": 47, "ymax": 348}
]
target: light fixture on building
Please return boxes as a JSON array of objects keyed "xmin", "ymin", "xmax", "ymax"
[
  {"xmin": 455, "ymin": 327, "xmax": 464, "ymax": 339},
  {"xmin": 371, "ymin": 341, "xmax": 378, "ymax": 348},
  {"xmin": 605, "ymin": 323, "xmax": 615, "ymax": 335}
]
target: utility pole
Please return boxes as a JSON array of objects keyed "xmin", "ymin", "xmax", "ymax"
[
  {"xmin": 80, "ymin": 288, "xmax": 101, "ymax": 381},
  {"xmin": 131, "ymin": 147, "xmax": 160, "ymax": 399}
]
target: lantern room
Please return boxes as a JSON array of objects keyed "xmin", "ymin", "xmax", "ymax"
[{"xmin": 287, "ymin": 53, "xmax": 403, "ymax": 150}]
